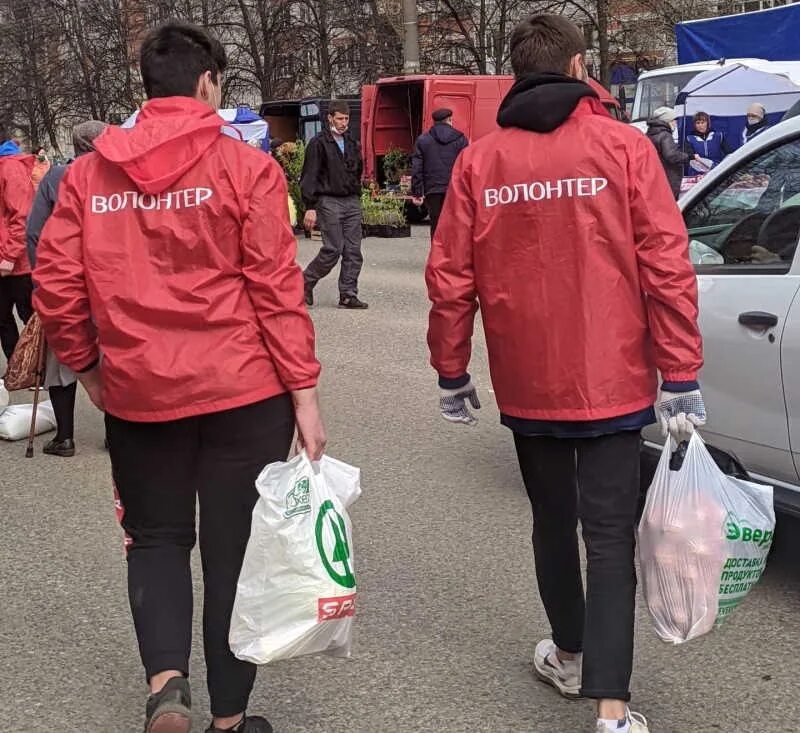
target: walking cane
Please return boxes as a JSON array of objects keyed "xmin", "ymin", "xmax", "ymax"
[{"xmin": 25, "ymin": 328, "xmax": 46, "ymax": 459}]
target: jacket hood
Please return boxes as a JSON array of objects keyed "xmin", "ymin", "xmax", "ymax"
[
  {"xmin": 497, "ymin": 73, "xmax": 598, "ymax": 133},
  {"xmin": 94, "ymin": 97, "xmax": 224, "ymax": 194},
  {"xmin": 647, "ymin": 119, "xmax": 672, "ymax": 135},
  {"xmin": 430, "ymin": 123, "xmax": 465, "ymax": 145},
  {"xmin": 0, "ymin": 140, "xmax": 21, "ymax": 156}
]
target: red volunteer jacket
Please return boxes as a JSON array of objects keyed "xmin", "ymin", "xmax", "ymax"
[
  {"xmin": 0, "ymin": 154, "xmax": 35, "ymax": 275},
  {"xmin": 33, "ymin": 97, "xmax": 320, "ymax": 422},
  {"xmin": 427, "ymin": 92, "xmax": 703, "ymax": 422}
]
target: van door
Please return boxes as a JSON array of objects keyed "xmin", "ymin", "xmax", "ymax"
[
  {"xmin": 678, "ymin": 136, "xmax": 800, "ymax": 483},
  {"xmin": 429, "ymin": 79, "xmax": 476, "ymax": 139},
  {"xmin": 361, "ymin": 85, "xmax": 377, "ymax": 181}
]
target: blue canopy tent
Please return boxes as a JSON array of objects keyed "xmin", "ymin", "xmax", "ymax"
[{"xmin": 676, "ymin": 5, "xmax": 800, "ymax": 64}]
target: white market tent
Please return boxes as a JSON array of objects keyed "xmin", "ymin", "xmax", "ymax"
[{"xmin": 122, "ymin": 106, "xmax": 270, "ymax": 148}]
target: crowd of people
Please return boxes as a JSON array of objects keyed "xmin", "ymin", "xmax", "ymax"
[
  {"xmin": 646, "ymin": 102, "xmax": 773, "ymax": 198},
  {"xmin": 0, "ymin": 13, "xmax": 736, "ymax": 733}
]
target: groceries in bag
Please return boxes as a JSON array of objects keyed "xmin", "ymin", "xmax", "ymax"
[
  {"xmin": 0, "ymin": 400, "xmax": 56, "ymax": 441},
  {"xmin": 638, "ymin": 433, "xmax": 774, "ymax": 644},
  {"xmin": 230, "ymin": 451, "xmax": 360, "ymax": 664}
]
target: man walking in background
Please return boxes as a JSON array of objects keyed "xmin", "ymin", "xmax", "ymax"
[
  {"xmin": 426, "ymin": 14, "xmax": 705, "ymax": 733},
  {"xmin": 33, "ymin": 22, "xmax": 325, "ymax": 733},
  {"xmin": 301, "ymin": 99, "xmax": 368, "ymax": 309},
  {"xmin": 0, "ymin": 125, "xmax": 34, "ymax": 363},
  {"xmin": 411, "ymin": 108, "xmax": 468, "ymax": 236}
]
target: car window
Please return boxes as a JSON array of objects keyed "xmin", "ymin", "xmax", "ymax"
[{"xmin": 683, "ymin": 139, "xmax": 800, "ymax": 273}]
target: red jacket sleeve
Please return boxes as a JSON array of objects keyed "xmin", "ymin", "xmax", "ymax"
[
  {"xmin": 425, "ymin": 154, "xmax": 479, "ymax": 378},
  {"xmin": 32, "ymin": 166, "xmax": 99, "ymax": 372},
  {"xmin": 241, "ymin": 159, "xmax": 321, "ymax": 390},
  {"xmin": 629, "ymin": 134, "xmax": 703, "ymax": 382},
  {"xmin": 0, "ymin": 161, "xmax": 34, "ymax": 266}
]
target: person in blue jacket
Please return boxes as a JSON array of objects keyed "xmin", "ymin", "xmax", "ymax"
[{"xmin": 685, "ymin": 112, "xmax": 729, "ymax": 170}]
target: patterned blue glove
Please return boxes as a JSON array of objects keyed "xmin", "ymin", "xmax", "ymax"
[
  {"xmin": 658, "ymin": 388, "xmax": 707, "ymax": 439},
  {"xmin": 440, "ymin": 380, "xmax": 481, "ymax": 426}
]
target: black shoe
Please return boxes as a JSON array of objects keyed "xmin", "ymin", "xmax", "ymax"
[
  {"xmin": 206, "ymin": 715, "xmax": 273, "ymax": 733},
  {"xmin": 144, "ymin": 677, "xmax": 191, "ymax": 733},
  {"xmin": 42, "ymin": 438, "xmax": 76, "ymax": 457},
  {"xmin": 338, "ymin": 295, "xmax": 368, "ymax": 309},
  {"xmin": 304, "ymin": 285, "xmax": 314, "ymax": 307}
]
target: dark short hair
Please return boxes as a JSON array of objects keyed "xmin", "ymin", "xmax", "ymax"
[
  {"xmin": 140, "ymin": 22, "xmax": 227, "ymax": 99},
  {"xmin": 328, "ymin": 99, "xmax": 350, "ymax": 117},
  {"xmin": 510, "ymin": 14, "xmax": 586, "ymax": 77},
  {"xmin": 693, "ymin": 111, "xmax": 710, "ymax": 123}
]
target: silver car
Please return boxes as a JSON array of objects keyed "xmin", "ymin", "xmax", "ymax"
[{"xmin": 642, "ymin": 115, "xmax": 800, "ymax": 516}]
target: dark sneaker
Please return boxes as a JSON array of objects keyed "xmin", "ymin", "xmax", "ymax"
[
  {"xmin": 144, "ymin": 677, "xmax": 191, "ymax": 733},
  {"xmin": 338, "ymin": 295, "xmax": 368, "ymax": 309},
  {"xmin": 304, "ymin": 285, "xmax": 314, "ymax": 307},
  {"xmin": 206, "ymin": 715, "xmax": 273, "ymax": 733},
  {"xmin": 42, "ymin": 438, "xmax": 76, "ymax": 457}
]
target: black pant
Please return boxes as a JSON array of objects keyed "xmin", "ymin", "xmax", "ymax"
[
  {"xmin": 514, "ymin": 431, "xmax": 640, "ymax": 701},
  {"xmin": 304, "ymin": 195, "xmax": 363, "ymax": 297},
  {"xmin": 425, "ymin": 193, "xmax": 446, "ymax": 237},
  {"xmin": 0, "ymin": 274, "xmax": 33, "ymax": 360},
  {"xmin": 107, "ymin": 395, "xmax": 295, "ymax": 717}
]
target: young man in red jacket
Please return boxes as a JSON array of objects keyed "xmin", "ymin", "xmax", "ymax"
[
  {"xmin": 0, "ymin": 128, "xmax": 35, "ymax": 361},
  {"xmin": 33, "ymin": 23, "xmax": 325, "ymax": 733},
  {"xmin": 426, "ymin": 15, "xmax": 705, "ymax": 733}
]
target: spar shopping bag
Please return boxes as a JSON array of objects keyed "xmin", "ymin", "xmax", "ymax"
[
  {"xmin": 230, "ymin": 451, "xmax": 360, "ymax": 664},
  {"xmin": 638, "ymin": 433, "xmax": 775, "ymax": 644}
]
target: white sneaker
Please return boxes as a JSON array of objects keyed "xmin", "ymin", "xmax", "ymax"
[
  {"xmin": 532, "ymin": 639, "xmax": 582, "ymax": 699},
  {"xmin": 595, "ymin": 709, "xmax": 650, "ymax": 733}
]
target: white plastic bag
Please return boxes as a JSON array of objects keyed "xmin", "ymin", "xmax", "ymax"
[
  {"xmin": 638, "ymin": 433, "xmax": 775, "ymax": 644},
  {"xmin": 0, "ymin": 379, "xmax": 8, "ymax": 416},
  {"xmin": 0, "ymin": 400, "xmax": 56, "ymax": 441},
  {"xmin": 230, "ymin": 451, "xmax": 361, "ymax": 664}
]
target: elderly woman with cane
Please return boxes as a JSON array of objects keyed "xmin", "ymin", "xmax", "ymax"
[{"xmin": 26, "ymin": 120, "xmax": 108, "ymax": 456}]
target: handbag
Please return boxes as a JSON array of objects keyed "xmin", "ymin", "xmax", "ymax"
[{"xmin": 4, "ymin": 313, "xmax": 46, "ymax": 391}]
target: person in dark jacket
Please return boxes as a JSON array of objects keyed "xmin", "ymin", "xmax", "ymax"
[
  {"xmin": 742, "ymin": 103, "xmax": 770, "ymax": 147},
  {"xmin": 411, "ymin": 108, "xmax": 468, "ymax": 235},
  {"xmin": 685, "ymin": 111, "xmax": 729, "ymax": 170},
  {"xmin": 300, "ymin": 99, "xmax": 367, "ymax": 309},
  {"xmin": 26, "ymin": 120, "xmax": 107, "ymax": 457},
  {"xmin": 646, "ymin": 107, "xmax": 698, "ymax": 199}
]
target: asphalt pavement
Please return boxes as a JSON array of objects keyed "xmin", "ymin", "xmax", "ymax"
[{"xmin": 1, "ymin": 228, "xmax": 799, "ymax": 732}]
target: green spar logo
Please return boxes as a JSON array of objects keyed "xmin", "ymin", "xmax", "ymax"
[
  {"xmin": 315, "ymin": 500, "xmax": 356, "ymax": 589},
  {"xmin": 724, "ymin": 512, "xmax": 773, "ymax": 548},
  {"xmin": 284, "ymin": 477, "xmax": 311, "ymax": 518}
]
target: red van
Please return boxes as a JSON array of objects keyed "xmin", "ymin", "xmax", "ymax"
[{"xmin": 361, "ymin": 74, "xmax": 624, "ymax": 183}]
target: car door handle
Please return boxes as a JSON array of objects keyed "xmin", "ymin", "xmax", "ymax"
[{"xmin": 738, "ymin": 311, "xmax": 779, "ymax": 328}]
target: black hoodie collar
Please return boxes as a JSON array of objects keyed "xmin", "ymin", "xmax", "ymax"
[{"xmin": 497, "ymin": 73, "xmax": 598, "ymax": 133}]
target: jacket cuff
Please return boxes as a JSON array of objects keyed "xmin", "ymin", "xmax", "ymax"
[
  {"xmin": 284, "ymin": 377, "xmax": 319, "ymax": 392},
  {"xmin": 661, "ymin": 379, "xmax": 700, "ymax": 393},
  {"xmin": 438, "ymin": 373, "xmax": 470, "ymax": 390}
]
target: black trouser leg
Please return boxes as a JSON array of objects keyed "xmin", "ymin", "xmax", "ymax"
[
  {"xmin": 514, "ymin": 430, "xmax": 641, "ymax": 701},
  {"xmin": 106, "ymin": 412, "xmax": 200, "ymax": 682},
  {"xmin": 197, "ymin": 395, "xmax": 294, "ymax": 717},
  {"xmin": 49, "ymin": 383, "xmax": 77, "ymax": 441},
  {"xmin": 0, "ymin": 277, "xmax": 20, "ymax": 361},
  {"xmin": 425, "ymin": 193, "xmax": 446, "ymax": 237},
  {"xmin": 514, "ymin": 434, "xmax": 585, "ymax": 654},
  {"xmin": 577, "ymin": 432, "xmax": 640, "ymax": 701}
]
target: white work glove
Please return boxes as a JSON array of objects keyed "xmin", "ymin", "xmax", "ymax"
[
  {"xmin": 658, "ymin": 388, "xmax": 707, "ymax": 440},
  {"xmin": 440, "ymin": 380, "xmax": 481, "ymax": 426}
]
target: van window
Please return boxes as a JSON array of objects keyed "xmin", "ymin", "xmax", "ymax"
[
  {"xmin": 634, "ymin": 72, "xmax": 699, "ymax": 121},
  {"xmin": 683, "ymin": 139, "xmax": 800, "ymax": 273}
]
